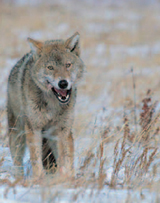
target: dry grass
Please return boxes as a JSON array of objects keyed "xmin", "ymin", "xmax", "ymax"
[{"xmin": 0, "ymin": 0, "xmax": 160, "ymax": 202}]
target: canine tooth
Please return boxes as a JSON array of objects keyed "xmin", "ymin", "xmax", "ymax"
[{"xmin": 57, "ymin": 93, "xmax": 70, "ymax": 102}]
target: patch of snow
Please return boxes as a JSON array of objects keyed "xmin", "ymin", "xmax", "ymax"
[
  {"xmin": 104, "ymin": 10, "xmax": 119, "ymax": 20},
  {"xmin": 29, "ymin": 31, "xmax": 43, "ymax": 40},
  {"xmin": 109, "ymin": 43, "xmax": 160, "ymax": 60},
  {"xmin": 0, "ymin": 99, "xmax": 6, "ymax": 108},
  {"xmin": 86, "ymin": 23, "xmax": 111, "ymax": 33},
  {"xmin": 96, "ymin": 43, "xmax": 106, "ymax": 55},
  {"xmin": 57, "ymin": 23, "xmax": 69, "ymax": 33},
  {"xmin": 110, "ymin": 45, "xmax": 152, "ymax": 58},
  {"xmin": 0, "ymin": 185, "xmax": 156, "ymax": 203},
  {"xmin": 126, "ymin": 12, "xmax": 141, "ymax": 21},
  {"xmin": 151, "ymin": 42, "xmax": 160, "ymax": 54},
  {"xmin": 91, "ymin": 57, "xmax": 108, "ymax": 67},
  {"xmin": 16, "ymin": 30, "xmax": 29, "ymax": 40}
]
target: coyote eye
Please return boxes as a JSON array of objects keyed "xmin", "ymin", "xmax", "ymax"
[
  {"xmin": 66, "ymin": 63, "xmax": 72, "ymax": 68},
  {"xmin": 47, "ymin": 66, "xmax": 54, "ymax": 70}
]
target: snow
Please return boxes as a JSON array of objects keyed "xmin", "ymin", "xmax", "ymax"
[
  {"xmin": 109, "ymin": 43, "xmax": 160, "ymax": 60},
  {"xmin": 0, "ymin": 183, "xmax": 156, "ymax": 202},
  {"xmin": 0, "ymin": 131, "xmax": 158, "ymax": 202}
]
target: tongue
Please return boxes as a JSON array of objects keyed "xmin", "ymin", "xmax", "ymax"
[{"xmin": 54, "ymin": 88, "xmax": 67, "ymax": 97}]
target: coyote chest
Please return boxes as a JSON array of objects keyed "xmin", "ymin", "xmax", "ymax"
[{"xmin": 25, "ymin": 89, "xmax": 74, "ymax": 129}]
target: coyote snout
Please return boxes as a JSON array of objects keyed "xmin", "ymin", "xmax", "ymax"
[
  {"xmin": 46, "ymin": 78, "xmax": 72, "ymax": 104},
  {"xmin": 7, "ymin": 32, "xmax": 85, "ymax": 179},
  {"xmin": 53, "ymin": 79, "xmax": 72, "ymax": 103},
  {"xmin": 58, "ymin": 80, "xmax": 68, "ymax": 89}
]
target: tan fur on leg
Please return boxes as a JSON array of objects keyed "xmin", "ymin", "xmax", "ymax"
[{"xmin": 25, "ymin": 125, "xmax": 45, "ymax": 179}]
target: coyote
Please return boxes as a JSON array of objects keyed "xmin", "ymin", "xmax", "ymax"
[{"xmin": 7, "ymin": 32, "xmax": 85, "ymax": 178}]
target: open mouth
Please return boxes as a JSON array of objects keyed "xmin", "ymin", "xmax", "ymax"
[
  {"xmin": 46, "ymin": 80, "xmax": 72, "ymax": 103},
  {"xmin": 51, "ymin": 87, "xmax": 72, "ymax": 103}
]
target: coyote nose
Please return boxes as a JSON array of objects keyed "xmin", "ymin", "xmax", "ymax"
[{"xmin": 58, "ymin": 80, "xmax": 68, "ymax": 89}]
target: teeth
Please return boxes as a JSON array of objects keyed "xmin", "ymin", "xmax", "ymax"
[
  {"xmin": 58, "ymin": 94, "xmax": 69, "ymax": 102},
  {"xmin": 52, "ymin": 88, "xmax": 71, "ymax": 103}
]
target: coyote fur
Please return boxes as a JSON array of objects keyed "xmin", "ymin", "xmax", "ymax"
[{"xmin": 7, "ymin": 32, "xmax": 85, "ymax": 178}]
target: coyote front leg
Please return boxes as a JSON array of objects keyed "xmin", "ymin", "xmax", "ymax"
[
  {"xmin": 58, "ymin": 130, "xmax": 74, "ymax": 177},
  {"xmin": 25, "ymin": 125, "xmax": 44, "ymax": 178}
]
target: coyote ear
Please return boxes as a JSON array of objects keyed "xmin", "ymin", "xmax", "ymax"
[
  {"xmin": 65, "ymin": 32, "xmax": 80, "ymax": 56},
  {"xmin": 27, "ymin": 38, "xmax": 43, "ymax": 54}
]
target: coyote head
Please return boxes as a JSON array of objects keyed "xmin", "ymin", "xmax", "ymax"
[{"xmin": 27, "ymin": 32, "xmax": 85, "ymax": 104}]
